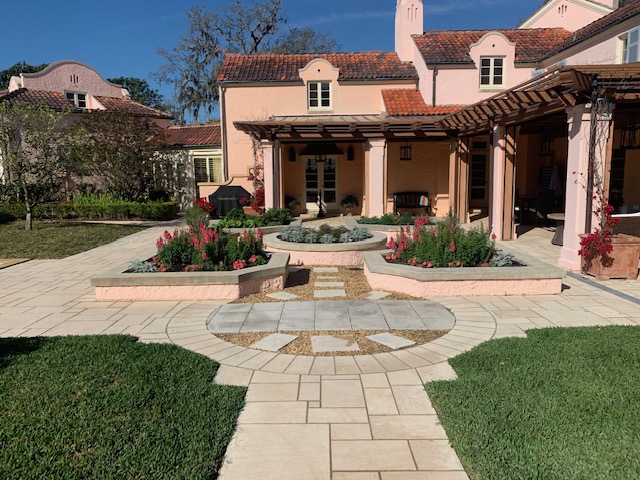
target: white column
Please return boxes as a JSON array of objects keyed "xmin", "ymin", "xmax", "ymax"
[
  {"xmin": 489, "ymin": 124, "xmax": 506, "ymax": 240},
  {"xmin": 560, "ymin": 104, "xmax": 610, "ymax": 270},
  {"xmin": 367, "ymin": 138, "xmax": 386, "ymax": 217},
  {"xmin": 261, "ymin": 139, "xmax": 275, "ymax": 210}
]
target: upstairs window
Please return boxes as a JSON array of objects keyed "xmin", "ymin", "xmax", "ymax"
[
  {"xmin": 66, "ymin": 92, "xmax": 87, "ymax": 109},
  {"xmin": 479, "ymin": 57, "xmax": 505, "ymax": 89},
  {"xmin": 621, "ymin": 28, "xmax": 639, "ymax": 63},
  {"xmin": 308, "ymin": 81, "xmax": 331, "ymax": 110}
]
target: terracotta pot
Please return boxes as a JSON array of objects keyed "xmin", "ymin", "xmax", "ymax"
[
  {"xmin": 580, "ymin": 233, "xmax": 640, "ymax": 280},
  {"xmin": 242, "ymin": 206, "xmax": 261, "ymax": 217}
]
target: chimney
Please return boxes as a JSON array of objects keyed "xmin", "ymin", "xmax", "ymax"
[{"xmin": 395, "ymin": 0, "xmax": 424, "ymax": 62}]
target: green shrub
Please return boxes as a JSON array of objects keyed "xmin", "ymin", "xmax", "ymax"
[
  {"xmin": 279, "ymin": 224, "xmax": 373, "ymax": 244},
  {"xmin": 185, "ymin": 205, "xmax": 211, "ymax": 230},
  {"xmin": 0, "ymin": 211, "xmax": 15, "ymax": 224},
  {"xmin": 0, "ymin": 202, "xmax": 178, "ymax": 221},
  {"xmin": 358, "ymin": 212, "xmax": 417, "ymax": 225},
  {"xmin": 217, "ymin": 207, "xmax": 293, "ymax": 228}
]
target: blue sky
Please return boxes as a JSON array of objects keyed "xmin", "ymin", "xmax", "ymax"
[{"xmin": 1, "ymin": 0, "xmax": 544, "ymax": 103}]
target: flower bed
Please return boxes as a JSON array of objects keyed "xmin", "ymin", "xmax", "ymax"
[
  {"xmin": 362, "ymin": 214, "xmax": 564, "ymax": 295},
  {"xmin": 279, "ymin": 224, "xmax": 373, "ymax": 244},
  {"xmin": 91, "ymin": 224, "xmax": 289, "ymax": 301},
  {"xmin": 357, "ymin": 212, "xmax": 422, "ymax": 226},
  {"xmin": 363, "ymin": 246, "xmax": 564, "ymax": 296},
  {"xmin": 216, "ymin": 208, "xmax": 294, "ymax": 229},
  {"xmin": 264, "ymin": 226, "xmax": 388, "ymax": 266}
]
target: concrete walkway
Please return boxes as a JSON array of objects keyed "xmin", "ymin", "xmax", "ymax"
[{"xmin": 1, "ymin": 223, "xmax": 639, "ymax": 480}]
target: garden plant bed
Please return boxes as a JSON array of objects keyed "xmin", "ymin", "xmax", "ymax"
[
  {"xmin": 220, "ymin": 218, "xmax": 302, "ymax": 236},
  {"xmin": 363, "ymin": 245, "xmax": 565, "ymax": 296},
  {"xmin": 264, "ymin": 231, "xmax": 388, "ymax": 266},
  {"xmin": 217, "ymin": 329, "xmax": 449, "ymax": 356},
  {"xmin": 92, "ymin": 252, "xmax": 290, "ymax": 301}
]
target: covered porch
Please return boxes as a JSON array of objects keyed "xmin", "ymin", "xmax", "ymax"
[
  {"xmin": 234, "ymin": 114, "xmax": 452, "ymax": 218},
  {"xmin": 443, "ymin": 64, "xmax": 640, "ymax": 270}
]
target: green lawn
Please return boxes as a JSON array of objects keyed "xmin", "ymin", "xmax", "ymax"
[
  {"xmin": 0, "ymin": 220, "xmax": 147, "ymax": 258},
  {"xmin": 0, "ymin": 335, "xmax": 246, "ymax": 479},
  {"xmin": 425, "ymin": 326, "xmax": 640, "ymax": 480}
]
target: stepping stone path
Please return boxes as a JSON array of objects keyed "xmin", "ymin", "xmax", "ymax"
[
  {"xmin": 251, "ymin": 333, "xmax": 298, "ymax": 352},
  {"xmin": 313, "ymin": 267, "xmax": 346, "ymax": 299}
]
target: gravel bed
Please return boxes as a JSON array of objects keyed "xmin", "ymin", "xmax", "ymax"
[{"xmin": 217, "ymin": 329, "xmax": 448, "ymax": 356}]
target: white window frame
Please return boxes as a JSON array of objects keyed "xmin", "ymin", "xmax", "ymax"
[
  {"xmin": 65, "ymin": 91, "xmax": 87, "ymax": 109},
  {"xmin": 194, "ymin": 155, "xmax": 224, "ymax": 184},
  {"xmin": 479, "ymin": 57, "xmax": 505, "ymax": 90},
  {"xmin": 621, "ymin": 27, "xmax": 640, "ymax": 64},
  {"xmin": 308, "ymin": 81, "xmax": 332, "ymax": 111}
]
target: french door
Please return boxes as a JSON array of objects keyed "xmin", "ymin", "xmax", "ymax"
[{"xmin": 305, "ymin": 157, "xmax": 338, "ymax": 213}]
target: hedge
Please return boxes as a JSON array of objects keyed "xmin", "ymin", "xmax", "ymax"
[{"xmin": 0, "ymin": 202, "xmax": 179, "ymax": 221}]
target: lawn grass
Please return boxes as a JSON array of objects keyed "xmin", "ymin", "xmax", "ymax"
[
  {"xmin": 0, "ymin": 220, "xmax": 147, "ymax": 258},
  {"xmin": 425, "ymin": 326, "xmax": 640, "ymax": 480},
  {"xmin": 0, "ymin": 335, "xmax": 246, "ymax": 479}
]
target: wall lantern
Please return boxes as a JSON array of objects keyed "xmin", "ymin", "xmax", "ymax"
[
  {"xmin": 347, "ymin": 145, "xmax": 355, "ymax": 161},
  {"xmin": 539, "ymin": 137, "xmax": 554, "ymax": 156},
  {"xmin": 620, "ymin": 125, "xmax": 640, "ymax": 149},
  {"xmin": 400, "ymin": 142, "xmax": 412, "ymax": 161}
]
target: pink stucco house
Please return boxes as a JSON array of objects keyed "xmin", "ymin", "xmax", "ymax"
[{"xmin": 212, "ymin": 0, "xmax": 640, "ymax": 271}]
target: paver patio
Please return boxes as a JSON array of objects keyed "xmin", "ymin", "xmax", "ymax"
[{"xmin": 1, "ymin": 222, "xmax": 639, "ymax": 479}]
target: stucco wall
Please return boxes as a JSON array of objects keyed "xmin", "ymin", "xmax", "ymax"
[
  {"xmin": 523, "ymin": 0, "xmax": 608, "ymax": 32},
  {"xmin": 20, "ymin": 61, "xmax": 123, "ymax": 98},
  {"xmin": 222, "ymin": 74, "xmax": 416, "ymax": 206},
  {"xmin": 421, "ymin": 32, "xmax": 536, "ymax": 106},
  {"xmin": 386, "ymin": 140, "xmax": 450, "ymax": 216}
]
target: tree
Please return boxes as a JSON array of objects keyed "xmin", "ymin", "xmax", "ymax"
[
  {"xmin": 0, "ymin": 102, "xmax": 68, "ymax": 230},
  {"xmin": 270, "ymin": 27, "xmax": 340, "ymax": 54},
  {"xmin": 67, "ymin": 111, "xmax": 166, "ymax": 201},
  {"xmin": 157, "ymin": 0, "xmax": 340, "ymax": 122},
  {"xmin": 106, "ymin": 76, "xmax": 170, "ymax": 111},
  {"xmin": 0, "ymin": 61, "xmax": 49, "ymax": 90}
]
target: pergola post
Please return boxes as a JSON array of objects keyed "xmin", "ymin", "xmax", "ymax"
[
  {"xmin": 489, "ymin": 123, "xmax": 506, "ymax": 239},
  {"xmin": 449, "ymin": 137, "xmax": 470, "ymax": 223},
  {"xmin": 261, "ymin": 139, "xmax": 280, "ymax": 210},
  {"xmin": 367, "ymin": 138, "xmax": 386, "ymax": 216}
]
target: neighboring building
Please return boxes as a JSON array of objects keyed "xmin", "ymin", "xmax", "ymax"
[
  {"xmin": 1, "ymin": 60, "xmax": 172, "ymax": 127},
  {"xmin": 159, "ymin": 123, "xmax": 222, "ymax": 209},
  {"xmin": 214, "ymin": 0, "xmax": 640, "ymax": 271}
]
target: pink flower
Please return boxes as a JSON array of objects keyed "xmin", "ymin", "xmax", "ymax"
[
  {"xmin": 449, "ymin": 243, "xmax": 456, "ymax": 253},
  {"xmin": 202, "ymin": 252, "xmax": 208, "ymax": 260},
  {"xmin": 249, "ymin": 256, "xmax": 257, "ymax": 263},
  {"xmin": 491, "ymin": 233, "xmax": 497, "ymax": 240},
  {"xmin": 427, "ymin": 262, "xmax": 433, "ymax": 268}
]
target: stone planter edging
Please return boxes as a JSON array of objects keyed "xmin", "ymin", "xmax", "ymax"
[
  {"xmin": 264, "ymin": 231, "xmax": 388, "ymax": 266},
  {"xmin": 363, "ymin": 245, "xmax": 565, "ymax": 296},
  {"xmin": 91, "ymin": 252, "xmax": 290, "ymax": 301},
  {"xmin": 220, "ymin": 218, "xmax": 302, "ymax": 236}
]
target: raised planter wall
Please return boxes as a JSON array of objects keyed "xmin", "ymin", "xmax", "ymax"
[
  {"xmin": 264, "ymin": 231, "xmax": 388, "ymax": 266},
  {"xmin": 92, "ymin": 252, "xmax": 290, "ymax": 301},
  {"xmin": 363, "ymin": 246, "xmax": 565, "ymax": 296}
]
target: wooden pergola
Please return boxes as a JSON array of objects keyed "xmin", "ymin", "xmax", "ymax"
[{"xmin": 440, "ymin": 64, "xmax": 640, "ymax": 136}]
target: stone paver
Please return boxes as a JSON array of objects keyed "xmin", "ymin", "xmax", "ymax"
[
  {"xmin": 311, "ymin": 335, "xmax": 360, "ymax": 353},
  {"xmin": 266, "ymin": 291, "xmax": 299, "ymax": 300},
  {"xmin": 314, "ymin": 289, "xmax": 347, "ymax": 298},
  {"xmin": 367, "ymin": 332, "xmax": 416, "ymax": 349},
  {"xmin": 4, "ymin": 222, "xmax": 640, "ymax": 480},
  {"xmin": 251, "ymin": 333, "xmax": 298, "ymax": 352},
  {"xmin": 315, "ymin": 281, "xmax": 345, "ymax": 288}
]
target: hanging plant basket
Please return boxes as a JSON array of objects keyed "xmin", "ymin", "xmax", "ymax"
[{"xmin": 579, "ymin": 233, "xmax": 640, "ymax": 280}]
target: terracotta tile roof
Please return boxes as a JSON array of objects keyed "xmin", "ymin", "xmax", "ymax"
[
  {"xmin": 162, "ymin": 124, "xmax": 221, "ymax": 147},
  {"xmin": 0, "ymin": 88, "xmax": 75, "ymax": 110},
  {"xmin": 546, "ymin": 0, "xmax": 640, "ymax": 59},
  {"xmin": 382, "ymin": 89, "xmax": 465, "ymax": 116},
  {"xmin": 413, "ymin": 28, "xmax": 572, "ymax": 64},
  {"xmin": 0, "ymin": 88, "xmax": 172, "ymax": 119},
  {"xmin": 95, "ymin": 96, "xmax": 173, "ymax": 119},
  {"xmin": 218, "ymin": 52, "xmax": 418, "ymax": 83}
]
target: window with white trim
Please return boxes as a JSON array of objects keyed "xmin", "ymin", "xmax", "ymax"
[
  {"xmin": 194, "ymin": 156, "xmax": 223, "ymax": 183},
  {"xmin": 479, "ymin": 57, "xmax": 505, "ymax": 89},
  {"xmin": 65, "ymin": 91, "xmax": 87, "ymax": 109},
  {"xmin": 621, "ymin": 28, "xmax": 640, "ymax": 64},
  {"xmin": 308, "ymin": 81, "xmax": 331, "ymax": 110}
]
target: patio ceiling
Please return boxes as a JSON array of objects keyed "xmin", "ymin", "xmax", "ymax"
[
  {"xmin": 440, "ymin": 64, "xmax": 640, "ymax": 136},
  {"xmin": 234, "ymin": 114, "xmax": 449, "ymax": 140}
]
